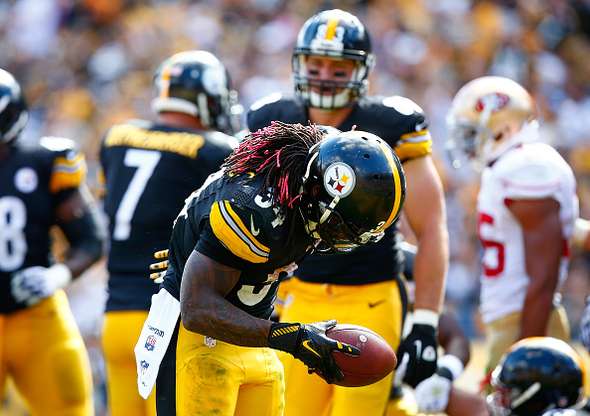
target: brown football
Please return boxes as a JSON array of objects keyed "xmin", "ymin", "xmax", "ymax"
[{"xmin": 326, "ymin": 324, "xmax": 397, "ymax": 387}]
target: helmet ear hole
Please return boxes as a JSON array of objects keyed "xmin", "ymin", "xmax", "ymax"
[{"xmin": 363, "ymin": 153, "xmax": 370, "ymax": 159}]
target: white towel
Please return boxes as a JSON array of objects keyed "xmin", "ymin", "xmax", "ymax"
[{"xmin": 134, "ymin": 288, "xmax": 181, "ymax": 399}]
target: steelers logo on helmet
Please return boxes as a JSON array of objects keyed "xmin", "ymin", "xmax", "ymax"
[{"xmin": 323, "ymin": 162, "xmax": 356, "ymax": 198}]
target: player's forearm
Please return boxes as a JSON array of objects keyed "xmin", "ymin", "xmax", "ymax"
[
  {"xmin": 181, "ymin": 290, "xmax": 272, "ymax": 347},
  {"xmin": 413, "ymin": 220, "xmax": 449, "ymax": 313},
  {"xmin": 519, "ymin": 281, "xmax": 556, "ymax": 339}
]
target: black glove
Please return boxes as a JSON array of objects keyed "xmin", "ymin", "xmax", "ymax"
[
  {"xmin": 267, "ymin": 319, "xmax": 360, "ymax": 383},
  {"xmin": 397, "ymin": 310, "xmax": 439, "ymax": 388}
]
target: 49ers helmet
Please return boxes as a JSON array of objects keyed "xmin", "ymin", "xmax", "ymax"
[
  {"xmin": 300, "ymin": 130, "xmax": 405, "ymax": 252},
  {"xmin": 446, "ymin": 76, "xmax": 536, "ymax": 167},
  {"xmin": 292, "ymin": 9, "xmax": 375, "ymax": 109},
  {"xmin": 487, "ymin": 337, "xmax": 585, "ymax": 416},
  {"xmin": 0, "ymin": 69, "xmax": 28, "ymax": 144},
  {"xmin": 151, "ymin": 50, "xmax": 239, "ymax": 133}
]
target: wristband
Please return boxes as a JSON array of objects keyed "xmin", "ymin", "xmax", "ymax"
[
  {"xmin": 413, "ymin": 309, "xmax": 439, "ymax": 329},
  {"xmin": 48, "ymin": 263, "xmax": 73, "ymax": 288},
  {"xmin": 438, "ymin": 354, "xmax": 464, "ymax": 381},
  {"xmin": 267, "ymin": 322, "xmax": 301, "ymax": 353}
]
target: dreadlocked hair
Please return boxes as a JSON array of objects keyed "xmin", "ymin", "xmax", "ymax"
[{"xmin": 222, "ymin": 121, "xmax": 323, "ymax": 210}]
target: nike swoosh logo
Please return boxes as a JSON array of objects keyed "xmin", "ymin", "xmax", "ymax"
[
  {"xmin": 368, "ymin": 300, "xmax": 386, "ymax": 308},
  {"xmin": 302, "ymin": 340, "xmax": 321, "ymax": 358},
  {"xmin": 250, "ymin": 214, "xmax": 260, "ymax": 236}
]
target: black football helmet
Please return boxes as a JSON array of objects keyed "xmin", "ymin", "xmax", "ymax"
[
  {"xmin": 151, "ymin": 50, "xmax": 240, "ymax": 133},
  {"xmin": 292, "ymin": 9, "xmax": 375, "ymax": 109},
  {"xmin": 0, "ymin": 69, "xmax": 28, "ymax": 144},
  {"xmin": 487, "ymin": 337, "xmax": 585, "ymax": 416},
  {"xmin": 300, "ymin": 130, "xmax": 405, "ymax": 252}
]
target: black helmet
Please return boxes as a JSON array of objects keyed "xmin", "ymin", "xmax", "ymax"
[
  {"xmin": 300, "ymin": 130, "xmax": 405, "ymax": 252},
  {"xmin": 488, "ymin": 337, "xmax": 585, "ymax": 416},
  {"xmin": 151, "ymin": 50, "xmax": 239, "ymax": 133},
  {"xmin": 0, "ymin": 69, "xmax": 28, "ymax": 144},
  {"xmin": 542, "ymin": 410, "xmax": 590, "ymax": 416},
  {"xmin": 292, "ymin": 9, "xmax": 375, "ymax": 109}
]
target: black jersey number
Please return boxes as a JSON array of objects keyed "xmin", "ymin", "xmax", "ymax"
[
  {"xmin": 113, "ymin": 149, "xmax": 161, "ymax": 240},
  {"xmin": 0, "ymin": 196, "xmax": 27, "ymax": 271}
]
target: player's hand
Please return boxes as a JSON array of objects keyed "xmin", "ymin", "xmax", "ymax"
[
  {"xmin": 397, "ymin": 309, "xmax": 439, "ymax": 387},
  {"xmin": 10, "ymin": 264, "xmax": 72, "ymax": 306},
  {"xmin": 415, "ymin": 372, "xmax": 452, "ymax": 413},
  {"xmin": 268, "ymin": 319, "xmax": 360, "ymax": 383},
  {"xmin": 580, "ymin": 296, "xmax": 590, "ymax": 352},
  {"xmin": 149, "ymin": 249, "xmax": 169, "ymax": 284}
]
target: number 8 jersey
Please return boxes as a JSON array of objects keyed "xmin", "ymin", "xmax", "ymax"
[
  {"xmin": 0, "ymin": 137, "xmax": 86, "ymax": 313},
  {"xmin": 477, "ymin": 142, "xmax": 578, "ymax": 324}
]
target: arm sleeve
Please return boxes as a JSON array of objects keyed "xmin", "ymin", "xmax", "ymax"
[
  {"xmin": 196, "ymin": 200, "xmax": 270, "ymax": 268},
  {"xmin": 499, "ymin": 163, "xmax": 561, "ymax": 200}
]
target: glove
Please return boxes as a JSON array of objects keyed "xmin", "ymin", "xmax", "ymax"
[
  {"xmin": 11, "ymin": 264, "xmax": 72, "ymax": 306},
  {"xmin": 149, "ymin": 249, "xmax": 169, "ymax": 284},
  {"xmin": 414, "ymin": 354, "xmax": 464, "ymax": 413},
  {"xmin": 397, "ymin": 309, "xmax": 439, "ymax": 387},
  {"xmin": 267, "ymin": 320, "xmax": 360, "ymax": 383},
  {"xmin": 580, "ymin": 296, "xmax": 590, "ymax": 352}
]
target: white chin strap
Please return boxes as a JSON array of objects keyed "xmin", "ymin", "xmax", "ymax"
[
  {"xmin": 480, "ymin": 120, "xmax": 540, "ymax": 164},
  {"xmin": 308, "ymin": 89, "xmax": 352, "ymax": 109},
  {"xmin": 151, "ymin": 96, "xmax": 212, "ymax": 127}
]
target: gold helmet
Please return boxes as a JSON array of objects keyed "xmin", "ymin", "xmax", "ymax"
[{"xmin": 446, "ymin": 76, "xmax": 536, "ymax": 167}]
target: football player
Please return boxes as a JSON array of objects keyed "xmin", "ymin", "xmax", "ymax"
[
  {"xmin": 99, "ymin": 50, "xmax": 238, "ymax": 416},
  {"xmin": 247, "ymin": 9, "xmax": 448, "ymax": 415},
  {"xmin": 447, "ymin": 76, "xmax": 578, "ymax": 385},
  {"xmin": 487, "ymin": 337, "xmax": 586, "ymax": 415},
  {"xmin": 0, "ymin": 69, "xmax": 104, "ymax": 415},
  {"xmin": 134, "ymin": 122, "xmax": 406, "ymax": 416}
]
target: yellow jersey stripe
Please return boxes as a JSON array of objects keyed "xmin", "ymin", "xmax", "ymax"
[
  {"xmin": 400, "ymin": 130, "xmax": 431, "ymax": 141},
  {"xmin": 209, "ymin": 202, "xmax": 269, "ymax": 263},
  {"xmin": 49, "ymin": 154, "xmax": 87, "ymax": 193},
  {"xmin": 221, "ymin": 201, "xmax": 269, "ymax": 254},
  {"xmin": 376, "ymin": 142, "xmax": 403, "ymax": 232},
  {"xmin": 394, "ymin": 140, "xmax": 432, "ymax": 161},
  {"xmin": 325, "ymin": 18, "xmax": 339, "ymax": 40}
]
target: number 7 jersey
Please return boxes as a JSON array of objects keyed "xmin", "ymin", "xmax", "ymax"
[
  {"xmin": 99, "ymin": 120, "xmax": 236, "ymax": 311},
  {"xmin": 477, "ymin": 142, "xmax": 578, "ymax": 324}
]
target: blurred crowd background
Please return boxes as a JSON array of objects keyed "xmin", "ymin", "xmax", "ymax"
[{"xmin": 1, "ymin": 0, "xmax": 589, "ymax": 414}]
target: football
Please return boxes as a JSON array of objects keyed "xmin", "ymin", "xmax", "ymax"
[{"xmin": 326, "ymin": 324, "xmax": 397, "ymax": 387}]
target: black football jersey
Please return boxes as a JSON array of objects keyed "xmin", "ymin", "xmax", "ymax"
[
  {"xmin": 100, "ymin": 120, "xmax": 235, "ymax": 311},
  {"xmin": 0, "ymin": 138, "xmax": 86, "ymax": 314},
  {"xmin": 162, "ymin": 170, "xmax": 314, "ymax": 319},
  {"xmin": 247, "ymin": 94, "xmax": 432, "ymax": 284}
]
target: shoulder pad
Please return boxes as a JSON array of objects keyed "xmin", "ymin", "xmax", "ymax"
[
  {"xmin": 249, "ymin": 93, "xmax": 283, "ymax": 112},
  {"xmin": 39, "ymin": 136, "xmax": 77, "ymax": 153},
  {"xmin": 493, "ymin": 148, "xmax": 561, "ymax": 198},
  {"xmin": 382, "ymin": 96, "xmax": 425, "ymax": 116},
  {"xmin": 209, "ymin": 200, "xmax": 270, "ymax": 264}
]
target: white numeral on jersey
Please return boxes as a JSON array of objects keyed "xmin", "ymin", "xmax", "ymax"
[
  {"xmin": 236, "ymin": 284, "xmax": 272, "ymax": 306},
  {"xmin": 113, "ymin": 149, "xmax": 161, "ymax": 241},
  {"xmin": 0, "ymin": 196, "xmax": 27, "ymax": 271}
]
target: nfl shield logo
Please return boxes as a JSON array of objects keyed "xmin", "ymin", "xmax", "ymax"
[{"xmin": 145, "ymin": 335, "xmax": 157, "ymax": 351}]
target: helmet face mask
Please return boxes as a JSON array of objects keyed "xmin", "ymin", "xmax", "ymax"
[
  {"xmin": 151, "ymin": 50, "xmax": 239, "ymax": 133},
  {"xmin": 299, "ymin": 130, "xmax": 405, "ymax": 254},
  {"xmin": 292, "ymin": 9, "xmax": 374, "ymax": 109}
]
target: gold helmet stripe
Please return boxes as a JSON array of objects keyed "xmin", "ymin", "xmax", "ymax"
[
  {"xmin": 325, "ymin": 18, "xmax": 339, "ymax": 40},
  {"xmin": 159, "ymin": 65, "xmax": 172, "ymax": 99},
  {"xmin": 375, "ymin": 141, "xmax": 403, "ymax": 232}
]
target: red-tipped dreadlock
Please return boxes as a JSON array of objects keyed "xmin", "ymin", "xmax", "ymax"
[{"xmin": 222, "ymin": 121, "xmax": 323, "ymax": 210}]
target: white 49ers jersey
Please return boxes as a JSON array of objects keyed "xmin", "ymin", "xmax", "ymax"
[{"xmin": 478, "ymin": 142, "xmax": 578, "ymax": 324}]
